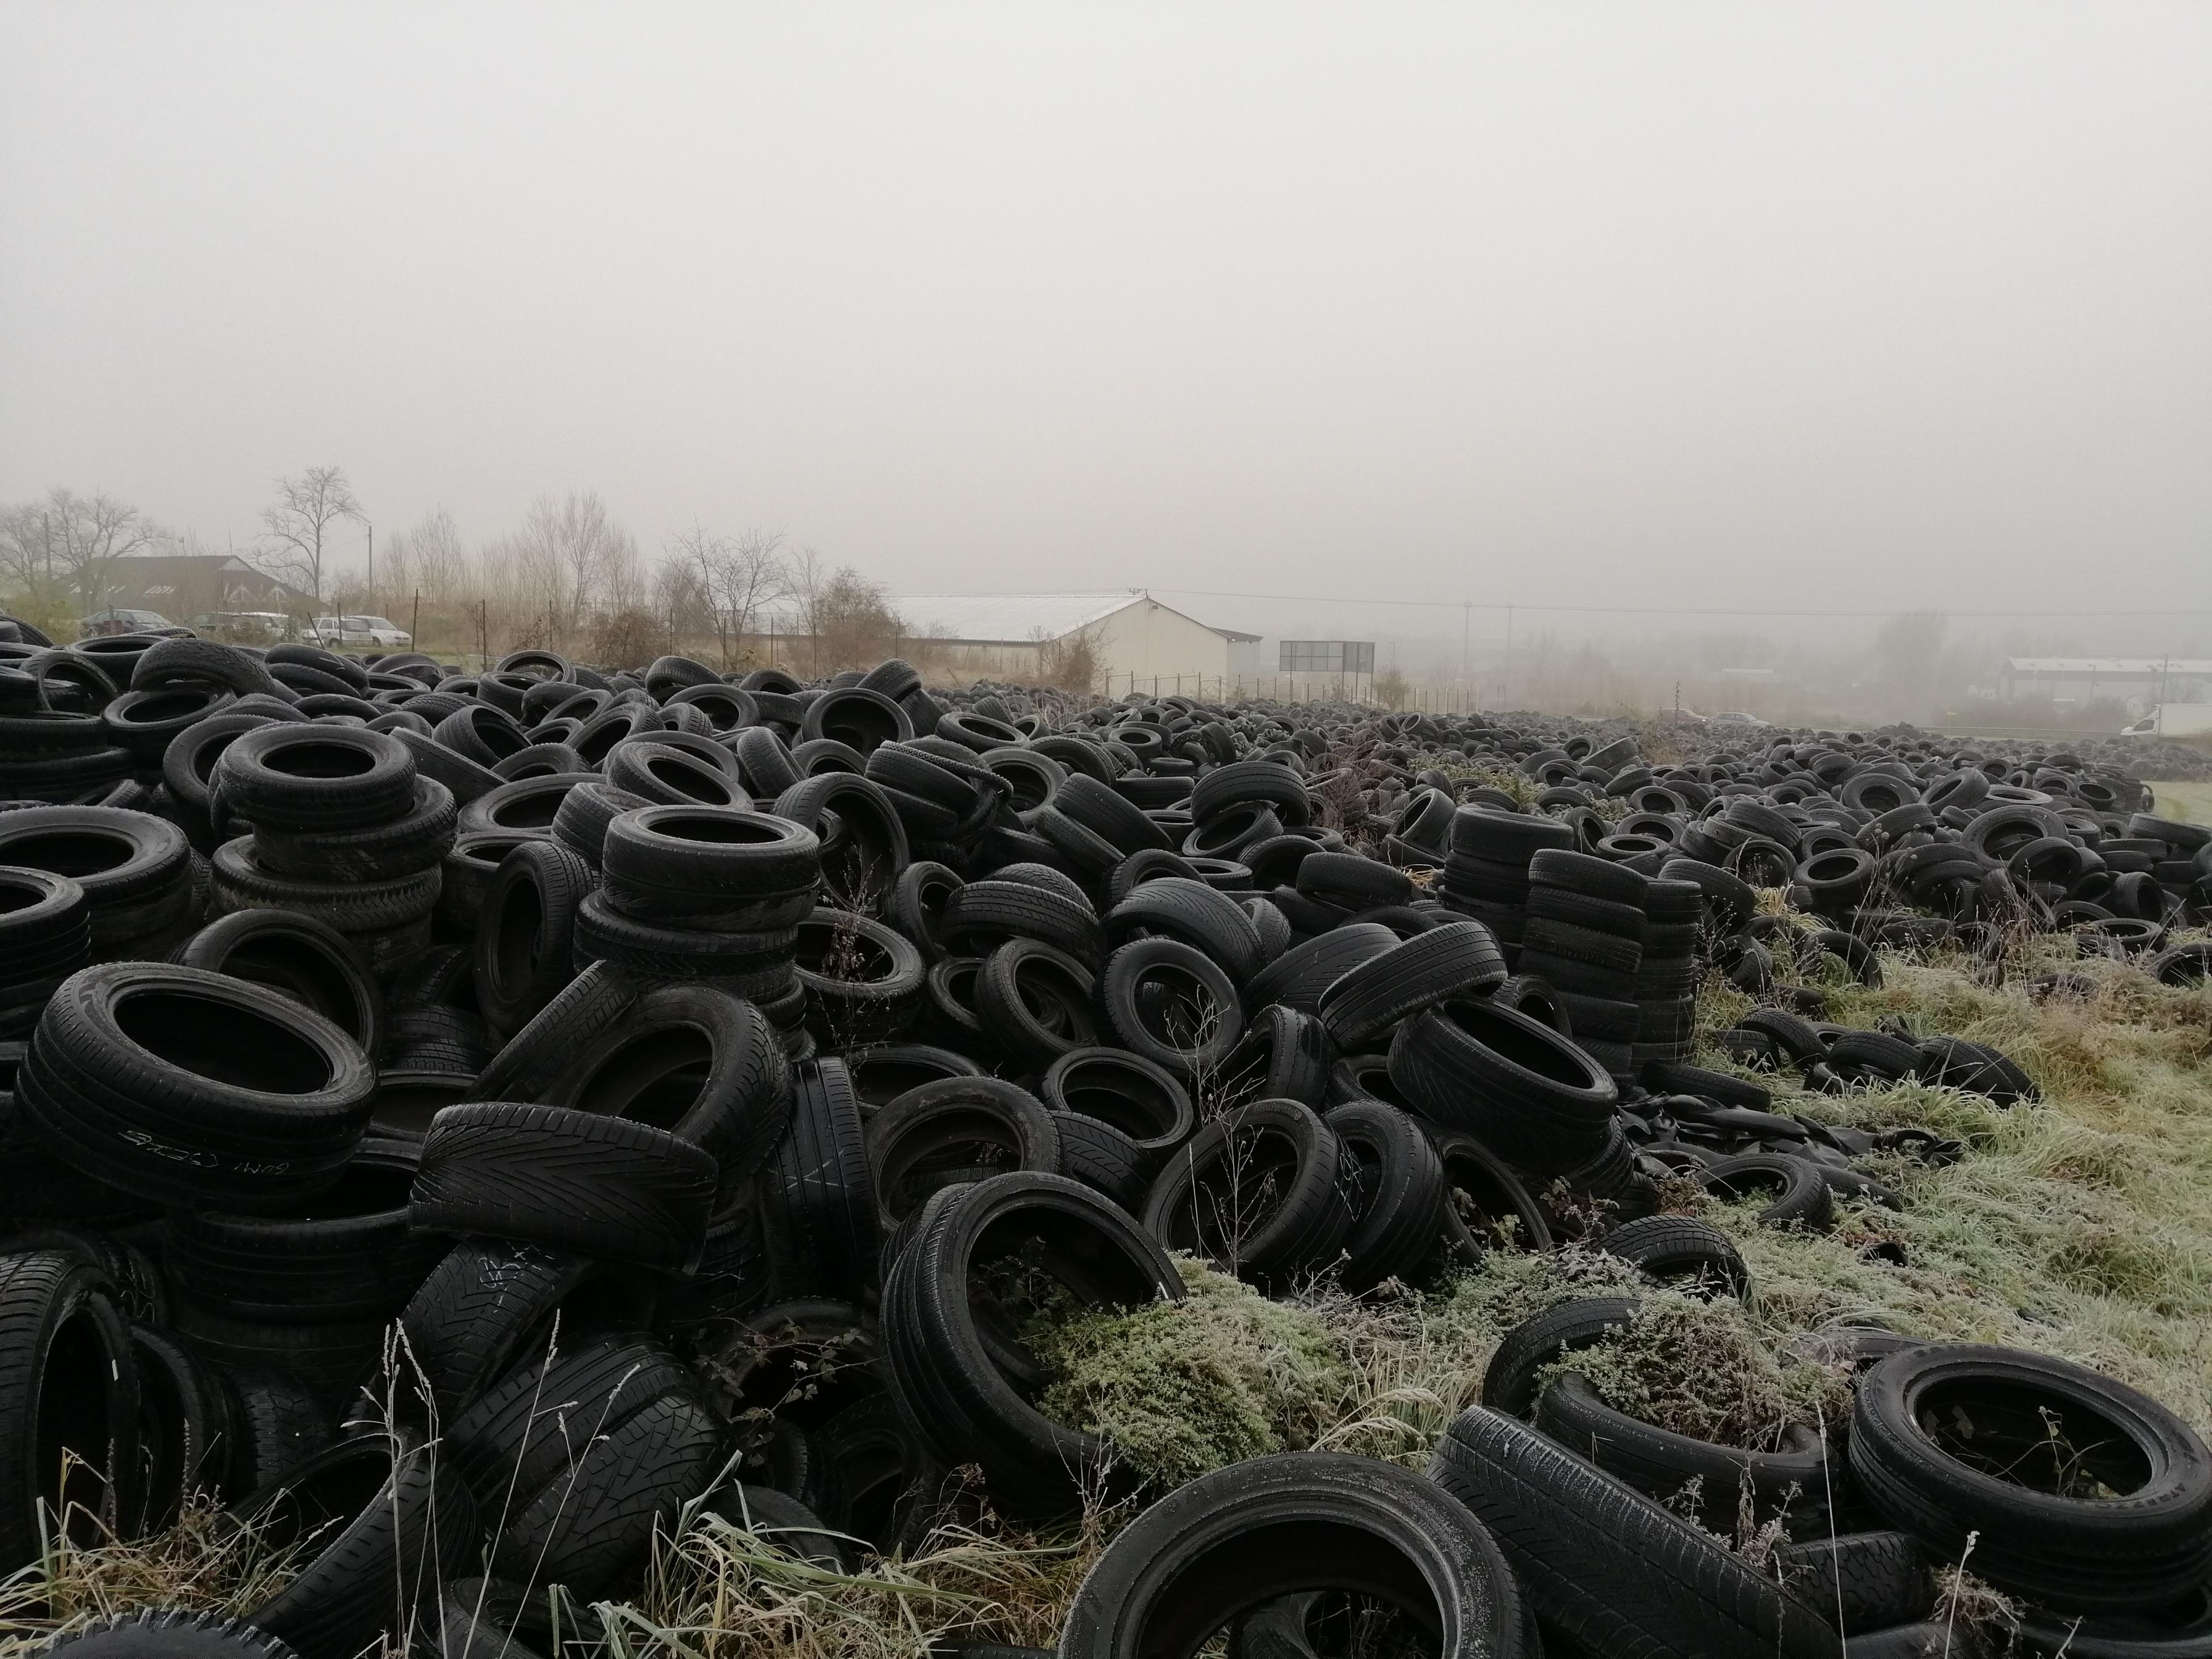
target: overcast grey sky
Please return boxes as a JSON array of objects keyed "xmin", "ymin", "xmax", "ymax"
[{"xmin": 2, "ymin": 2, "xmax": 2206, "ymax": 639}]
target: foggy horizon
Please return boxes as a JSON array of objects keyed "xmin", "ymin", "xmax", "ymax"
[{"xmin": 3, "ymin": 3, "xmax": 2208, "ymax": 653}]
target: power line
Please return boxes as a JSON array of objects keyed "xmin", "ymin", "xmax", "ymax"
[
  {"xmin": 891, "ymin": 584, "xmax": 2208, "ymax": 620},
  {"xmin": 1135, "ymin": 586, "xmax": 2212, "ymax": 621}
]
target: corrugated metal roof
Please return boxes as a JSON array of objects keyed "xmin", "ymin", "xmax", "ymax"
[
  {"xmin": 747, "ymin": 591, "xmax": 1254, "ymax": 645},
  {"xmin": 884, "ymin": 592, "xmax": 1142, "ymax": 644},
  {"xmin": 2005, "ymin": 659, "xmax": 2212, "ymax": 674}
]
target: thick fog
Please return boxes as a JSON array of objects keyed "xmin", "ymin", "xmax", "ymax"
[{"xmin": 2, "ymin": 2, "xmax": 2206, "ymax": 644}]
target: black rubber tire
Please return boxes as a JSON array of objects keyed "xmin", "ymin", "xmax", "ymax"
[
  {"xmin": 1220, "ymin": 1004, "xmax": 1335, "ymax": 1110},
  {"xmin": 866, "ymin": 1076, "xmax": 1062, "ymax": 1224},
  {"xmin": 1480, "ymin": 1295, "xmax": 1642, "ymax": 1417},
  {"xmin": 2003, "ymin": 1586, "xmax": 2212, "ymax": 1656},
  {"xmin": 1848, "ymin": 1343, "xmax": 2212, "ymax": 1614},
  {"xmin": 131, "ymin": 638, "xmax": 281, "ymax": 699},
  {"xmin": 0, "ymin": 1248, "xmax": 139, "ymax": 1571},
  {"xmin": 40, "ymin": 1610, "xmax": 302, "ymax": 1659},
  {"xmin": 1244, "ymin": 895, "xmax": 1293, "ymax": 962},
  {"xmin": 163, "ymin": 1145, "xmax": 439, "ymax": 1324},
  {"xmin": 99, "ymin": 684, "xmax": 238, "ymax": 767},
  {"xmin": 975, "ymin": 938, "xmax": 1100, "ymax": 1070},
  {"xmin": 420, "ymin": 1580, "xmax": 553, "ymax": 1659},
  {"xmin": 215, "ymin": 724, "xmax": 418, "ymax": 831},
  {"xmin": 1038, "ymin": 1048, "xmax": 1195, "ymax": 1157},
  {"xmin": 21, "ymin": 962, "xmax": 375, "ymax": 1208},
  {"xmin": 1698, "ymin": 1153, "xmax": 1837, "ymax": 1230},
  {"xmin": 1827, "ymin": 1029, "xmax": 1923, "ymax": 1084},
  {"xmin": 1060, "ymin": 1451, "xmax": 1528, "ymax": 1659},
  {"xmin": 1296, "ymin": 849, "xmax": 1414, "ymax": 911},
  {"xmin": 707, "ymin": 1483, "xmax": 854, "ymax": 1571},
  {"xmin": 1324, "ymin": 1100, "xmax": 1449, "ymax": 1291},
  {"xmin": 1053, "ymin": 1110, "xmax": 1154, "ymax": 1213},
  {"xmin": 731, "ymin": 724, "xmax": 801, "ymax": 794},
  {"xmin": 1597, "ymin": 1213, "xmax": 1752, "ymax": 1301},
  {"xmin": 127, "ymin": 1321, "xmax": 231, "ymax": 1528},
  {"xmin": 1739, "ymin": 1007, "xmax": 1832, "ymax": 1065},
  {"xmin": 546, "ymin": 981, "xmax": 793, "ymax": 1181},
  {"xmin": 410, "ymin": 1101, "xmax": 719, "ymax": 1271},
  {"xmin": 889, "ymin": 860, "xmax": 964, "ymax": 960},
  {"xmin": 1316, "ymin": 920, "xmax": 1508, "ymax": 1049},
  {"xmin": 393, "ymin": 726, "xmax": 503, "ymax": 807},
  {"xmin": 844, "ymin": 1042, "xmax": 984, "ymax": 1108},
  {"xmin": 1244, "ymin": 923, "xmax": 1400, "ymax": 1015},
  {"xmin": 486, "ymin": 1382, "xmax": 725, "ymax": 1600},
  {"xmin": 1640, "ymin": 1060, "xmax": 1771, "ymax": 1113},
  {"xmin": 393, "ymin": 1239, "xmax": 607, "ymax": 1426},
  {"xmin": 794, "ymin": 908, "xmax": 929, "ymax": 1044},
  {"xmin": 773, "ymin": 773, "xmax": 911, "ymax": 912},
  {"xmin": 1094, "ymin": 937, "xmax": 1244, "ymax": 1082},
  {"xmin": 1913, "ymin": 1037, "xmax": 2037, "ymax": 1106},
  {"xmin": 249, "ymin": 776, "xmax": 457, "ymax": 882},
  {"xmin": 1142, "ymin": 1098, "xmax": 1354, "ymax": 1292},
  {"xmin": 1660, "ymin": 856, "xmax": 1758, "ymax": 931},
  {"xmin": 475, "ymin": 838, "xmax": 596, "ymax": 1037},
  {"xmin": 210, "ymin": 836, "xmax": 440, "ymax": 933},
  {"xmin": 230, "ymin": 1429, "xmax": 473, "ymax": 1659},
  {"xmin": 1534, "ymin": 1370, "xmax": 1834, "ymax": 1532},
  {"xmin": 1101, "ymin": 876, "xmax": 1274, "ymax": 995},
  {"xmin": 1425, "ymin": 1125, "xmax": 1552, "ymax": 1255},
  {"xmin": 760, "ymin": 1057, "xmax": 881, "ymax": 1302},
  {"xmin": 574, "ymin": 888, "xmax": 798, "ymax": 997},
  {"xmin": 0, "ymin": 805, "xmax": 192, "ymax": 924},
  {"xmin": 1774, "ymin": 1531, "xmax": 1932, "ymax": 1636},
  {"xmin": 881, "ymin": 1171, "xmax": 1183, "ymax": 1518},
  {"xmin": 1385, "ymin": 998, "xmax": 1616, "ymax": 1176},
  {"xmin": 471, "ymin": 960, "xmax": 639, "ymax": 1104},
  {"xmin": 174, "ymin": 904, "xmax": 378, "ymax": 1055},
  {"xmin": 1191, "ymin": 759, "xmax": 1315, "ymax": 828},
  {"xmin": 1054, "ymin": 771, "xmax": 1171, "ymax": 855},
  {"xmin": 221, "ymin": 1369, "xmax": 331, "ymax": 1496},
  {"xmin": 601, "ymin": 803, "xmax": 822, "ymax": 920},
  {"xmin": 1428, "ymin": 1406, "xmax": 1839, "ymax": 1658},
  {"xmin": 943, "ymin": 878, "xmax": 1104, "ymax": 965}
]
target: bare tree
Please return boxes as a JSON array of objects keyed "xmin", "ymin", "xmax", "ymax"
[
  {"xmin": 0, "ymin": 488, "xmax": 159, "ymax": 616},
  {"xmin": 510, "ymin": 491, "xmax": 634, "ymax": 644},
  {"xmin": 787, "ymin": 546, "xmax": 829, "ymax": 676},
  {"xmin": 383, "ymin": 507, "xmax": 468, "ymax": 608},
  {"xmin": 665, "ymin": 523, "xmax": 789, "ymax": 668},
  {"xmin": 256, "ymin": 467, "xmax": 363, "ymax": 607},
  {"xmin": 813, "ymin": 565, "xmax": 902, "ymax": 672}
]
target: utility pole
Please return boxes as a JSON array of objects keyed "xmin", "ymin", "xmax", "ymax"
[
  {"xmin": 365, "ymin": 523, "xmax": 373, "ymax": 610},
  {"xmin": 1461, "ymin": 602, "xmax": 1471, "ymax": 707},
  {"xmin": 412, "ymin": 589, "xmax": 422, "ymax": 647},
  {"xmin": 1504, "ymin": 605, "xmax": 1516, "ymax": 707}
]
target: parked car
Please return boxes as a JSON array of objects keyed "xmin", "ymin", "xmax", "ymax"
[
  {"xmin": 77, "ymin": 608, "xmax": 194, "ymax": 639},
  {"xmin": 1705, "ymin": 710, "xmax": 1774, "ymax": 728},
  {"xmin": 309, "ymin": 614, "xmax": 413, "ymax": 649},
  {"xmin": 197, "ymin": 612, "xmax": 304, "ymax": 645}
]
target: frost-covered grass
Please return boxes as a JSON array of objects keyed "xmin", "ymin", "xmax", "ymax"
[{"xmin": 8, "ymin": 937, "xmax": 2210, "ymax": 1657}]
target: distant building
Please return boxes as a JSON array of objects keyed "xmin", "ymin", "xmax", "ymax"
[
  {"xmin": 849, "ymin": 591, "xmax": 1252, "ymax": 695},
  {"xmin": 99, "ymin": 555, "xmax": 318, "ymax": 625},
  {"xmin": 2000, "ymin": 659, "xmax": 2212, "ymax": 710}
]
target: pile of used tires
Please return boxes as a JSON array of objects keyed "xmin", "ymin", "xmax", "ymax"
[{"xmin": 1, "ymin": 617, "xmax": 2207, "ymax": 1659}]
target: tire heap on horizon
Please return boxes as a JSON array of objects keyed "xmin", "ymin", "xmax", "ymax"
[{"xmin": 0, "ymin": 611, "xmax": 2208, "ymax": 1659}]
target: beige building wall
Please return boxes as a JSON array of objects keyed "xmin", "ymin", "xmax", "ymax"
[{"xmin": 1090, "ymin": 599, "xmax": 1231, "ymax": 694}]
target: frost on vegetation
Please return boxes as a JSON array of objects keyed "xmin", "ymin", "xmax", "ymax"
[
  {"xmin": 1402, "ymin": 752, "xmax": 1538, "ymax": 809},
  {"xmin": 1534, "ymin": 1294, "xmax": 1854, "ymax": 1451},
  {"xmin": 1026, "ymin": 1257, "xmax": 1357, "ymax": 1490}
]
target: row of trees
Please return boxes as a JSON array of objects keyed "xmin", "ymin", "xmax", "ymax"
[{"xmin": 0, "ymin": 465, "xmax": 913, "ymax": 674}]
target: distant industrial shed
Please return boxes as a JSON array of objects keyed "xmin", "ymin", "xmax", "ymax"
[{"xmin": 875, "ymin": 590, "xmax": 1255, "ymax": 694}]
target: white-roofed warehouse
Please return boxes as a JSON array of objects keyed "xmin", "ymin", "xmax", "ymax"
[{"xmin": 879, "ymin": 591, "xmax": 1250, "ymax": 697}]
